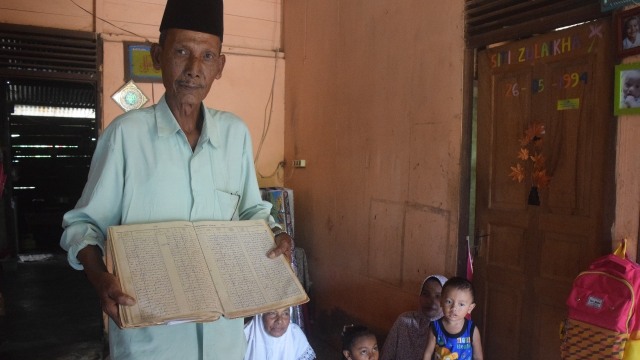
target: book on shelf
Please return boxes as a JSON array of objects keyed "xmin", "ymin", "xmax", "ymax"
[{"xmin": 106, "ymin": 219, "xmax": 308, "ymax": 328}]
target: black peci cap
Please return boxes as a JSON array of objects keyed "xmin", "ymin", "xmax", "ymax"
[{"xmin": 159, "ymin": 0, "xmax": 224, "ymax": 41}]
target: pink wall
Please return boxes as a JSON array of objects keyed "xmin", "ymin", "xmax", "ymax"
[
  {"xmin": 5, "ymin": 0, "xmax": 640, "ymax": 349},
  {"xmin": 283, "ymin": 0, "xmax": 466, "ymax": 337},
  {"xmin": 102, "ymin": 39, "xmax": 286, "ymax": 187},
  {"xmin": 1, "ymin": 0, "xmax": 286, "ymax": 187},
  {"xmin": 3, "ymin": 0, "xmax": 468, "ymax": 341}
]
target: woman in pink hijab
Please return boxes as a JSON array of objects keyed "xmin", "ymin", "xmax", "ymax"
[{"xmin": 381, "ymin": 274, "xmax": 448, "ymax": 360}]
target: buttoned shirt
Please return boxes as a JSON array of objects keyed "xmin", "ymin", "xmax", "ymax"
[{"xmin": 61, "ymin": 96, "xmax": 275, "ymax": 359}]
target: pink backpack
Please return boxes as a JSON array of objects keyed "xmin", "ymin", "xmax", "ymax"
[{"xmin": 561, "ymin": 240, "xmax": 640, "ymax": 359}]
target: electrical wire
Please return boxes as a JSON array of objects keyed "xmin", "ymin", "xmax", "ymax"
[
  {"xmin": 254, "ymin": 51, "xmax": 279, "ymax": 177},
  {"xmin": 254, "ymin": 56, "xmax": 286, "ymax": 182},
  {"xmin": 69, "ymin": 0, "xmax": 150, "ymax": 42},
  {"xmin": 261, "ymin": 161, "xmax": 286, "ymax": 179},
  {"xmin": 254, "ymin": 0, "xmax": 284, "ymax": 180},
  {"xmin": 73, "ymin": 0, "xmax": 284, "ymax": 178}
]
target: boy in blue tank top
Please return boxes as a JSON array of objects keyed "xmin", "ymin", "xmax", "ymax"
[{"xmin": 422, "ymin": 277, "xmax": 484, "ymax": 360}]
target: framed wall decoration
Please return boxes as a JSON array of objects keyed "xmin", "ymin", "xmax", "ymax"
[
  {"xmin": 123, "ymin": 42, "xmax": 162, "ymax": 83},
  {"xmin": 614, "ymin": 63, "xmax": 640, "ymax": 115},
  {"xmin": 616, "ymin": 6, "xmax": 640, "ymax": 57},
  {"xmin": 602, "ymin": 0, "xmax": 639, "ymax": 12},
  {"xmin": 112, "ymin": 80, "xmax": 149, "ymax": 112}
]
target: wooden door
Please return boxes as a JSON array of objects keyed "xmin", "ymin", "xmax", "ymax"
[{"xmin": 475, "ymin": 19, "xmax": 614, "ymax": 360}]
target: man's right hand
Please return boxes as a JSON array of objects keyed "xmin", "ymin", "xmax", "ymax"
[{"xmin": 78, "ymin": 245, "xmax": 136, "ymax": 328}]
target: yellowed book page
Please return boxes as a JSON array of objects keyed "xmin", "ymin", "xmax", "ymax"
[
  {"xmin": 193, "ymin": 220, "xmax": 309, "ymax": 318},
  {"xmin": 109, "ymin": 221, "xmax": 222, "ymax": 327}
]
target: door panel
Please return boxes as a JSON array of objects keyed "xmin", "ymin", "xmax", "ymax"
[
  {"xmin": 487, "ymin": 70, "xmax": 531, "ymax": 210},
  {"xmin": 475, "ymin": 19, "xmax": 613, "ymax": 359}
]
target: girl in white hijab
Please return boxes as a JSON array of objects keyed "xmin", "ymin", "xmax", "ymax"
[
  {"xmin": 244, "ymin": 307, "xmax": 316, "ymax": 360},
  {"xmin": 381, "ymin": 274, "xmax": 448, "ymax": 360}
]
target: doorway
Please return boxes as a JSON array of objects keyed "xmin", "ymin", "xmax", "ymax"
[
  {"xmin": 1, "ymin": 79, "xmax": 97, "ymax": 255},
  {"xmin": 473, "ymin": 18, "xmax": 614, "ymax": 359},
  {"xmin": 0, "ymin": 24, "xmax": 99, "ymax": 257}
]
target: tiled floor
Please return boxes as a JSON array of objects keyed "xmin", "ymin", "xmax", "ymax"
[{"xmin": 0, "ymin": 252, "xmax": 340, "ymax": 359}]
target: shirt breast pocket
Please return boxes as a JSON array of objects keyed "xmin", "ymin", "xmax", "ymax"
[{"xmin": 215, "ymin": 190, "xmax": 240, "ymax": 221}]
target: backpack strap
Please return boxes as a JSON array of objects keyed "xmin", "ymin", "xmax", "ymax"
[{"xmin": 614, "ymin": 239, "xmax": 628, "ymax": 260}]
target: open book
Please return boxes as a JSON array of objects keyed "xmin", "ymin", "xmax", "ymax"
[{"xmin": 106, "ymin": 219, "xmax": 309, "ymax": 328}]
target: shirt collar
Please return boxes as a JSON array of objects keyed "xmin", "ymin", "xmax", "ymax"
[{"xmin": 155, "ymin": 96, "xmax": 220, "ymax": 148}]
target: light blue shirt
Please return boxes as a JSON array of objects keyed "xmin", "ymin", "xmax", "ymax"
[{"xmin": 61, "ymin": 96, "xmax": 275, "ymax": 359}]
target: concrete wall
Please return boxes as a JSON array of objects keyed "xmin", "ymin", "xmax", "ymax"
[
  {"xmin": 283, "ymin": 0, "xmax": 466, "ymax": 338},
  {"xmin": 5, "ymin": 0, "xmax": 640, "ymax": 350},
  {"xmin": 0, "ymin": 0, "xmax": 285, "ymax": 187},
  {"xmin": 613, "ymin": 5, "xmax": 640, "ymax": 261}
]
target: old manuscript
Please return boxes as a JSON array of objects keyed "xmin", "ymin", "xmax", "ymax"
[{"xmin": 106, "ymin": 220, "xmax": 308, "ymax": 328}]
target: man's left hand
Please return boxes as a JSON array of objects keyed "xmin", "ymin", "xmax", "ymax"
[{"xmin": 268, "ymin": 231, "xmax": 293, "ymax": 263}]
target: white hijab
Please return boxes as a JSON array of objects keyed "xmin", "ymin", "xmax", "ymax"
[
  {"xmin": 244, "ymin": 313, "xmax": 316, "ymax": 360},
  {"xmin": 421, "ymin": 274, "xmax": 448, "ymax": 321}
]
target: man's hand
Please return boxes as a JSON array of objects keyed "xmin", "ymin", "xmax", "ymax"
[
  {"xmin": 78, "ymin": 245, "xmax": 136, "ymax": 328},
  {"xmin": 90, "ymin": 271, "xmax": 136, "ymax": 328},
  {"xmin": 268, "ymin": 231, "xmax": 294, "ymax": 263}
]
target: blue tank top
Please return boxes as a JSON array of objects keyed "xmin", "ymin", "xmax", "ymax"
[{"xmin": 431, "ymin": 318, "xmax": 474, "ymax": 360}]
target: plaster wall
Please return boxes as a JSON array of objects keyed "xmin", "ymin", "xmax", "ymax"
[
  {"xmin": 0, "ymin": 0, "xmax": 285, "ymax": 187},
  {"xmin": 614, "ymin": 54, "xmax": 640, "ymax": 260},
  {"xmin": 5, "ymin": 0, "xmax": 640, "ymax": 350},
  {"xmin": 283, "ymin": 0, "xmax": 466, "ymax": 337},
  {"xmin": 613, "ymin": 5, "xmax": 640, "ymax": 261}
]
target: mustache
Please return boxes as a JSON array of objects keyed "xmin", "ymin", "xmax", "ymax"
[{"xmin": 176, "ymin": 79, "xmax": 204, "ymax": 88}]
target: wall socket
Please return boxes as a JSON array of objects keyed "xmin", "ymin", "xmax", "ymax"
[{"xmin": 293, "ymin": 160, "xmax": 306, "ymax": 168}]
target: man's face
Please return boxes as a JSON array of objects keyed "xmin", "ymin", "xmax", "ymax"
[{"xmin": 152, "ymin": 28, "xmax": 225, "ymax": 109}]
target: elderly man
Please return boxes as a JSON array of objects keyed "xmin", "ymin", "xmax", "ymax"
[{"xmin": 60, "ymin": 0, "xmax": 292, "ymax": 358}]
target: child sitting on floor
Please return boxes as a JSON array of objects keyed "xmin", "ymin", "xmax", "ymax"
[{"xmin": 342, "ymin": 324, "xmax": 379, "ymax": 360}]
